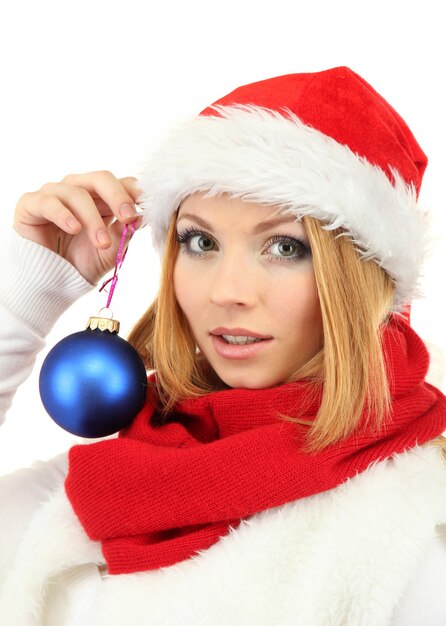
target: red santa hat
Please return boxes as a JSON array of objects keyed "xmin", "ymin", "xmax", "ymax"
[{"xmin": 136, "ymin": 66, "xmax": 431, "ymax": 314}]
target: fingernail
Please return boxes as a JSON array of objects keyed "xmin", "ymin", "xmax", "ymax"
[
  {"xmin": 96, "ymin": 228, "xmax": 110, "ymax": 245},
  {"xmin": 120, "ymin": 203, "xmax": 136, "ymax": 218},
  {"xmin": 66, "ymin": 217, "xmax": 80, "ymax": 230},
  {"xmin": 132, "ymin": 215, "xmax": 145, "ymax": 230}
]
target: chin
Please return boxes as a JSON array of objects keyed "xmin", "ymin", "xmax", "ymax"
[{"xmin": 216, "ymin": 370, "xmax": 282, "ymax": 390}]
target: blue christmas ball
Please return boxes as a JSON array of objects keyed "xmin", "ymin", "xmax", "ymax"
[{"xmin": 39, "ymin": 320, "xmax": 147, "ymax": 438}]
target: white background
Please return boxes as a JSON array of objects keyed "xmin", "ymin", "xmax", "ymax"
[{"xmin": 0, "ymin": 0, "xmax": 444, "ymax": 475}]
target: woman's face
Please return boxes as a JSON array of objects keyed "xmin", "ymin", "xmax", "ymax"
[{"xmin": 173, "ymin": 192, "xmax": 323, "ymax": 389}]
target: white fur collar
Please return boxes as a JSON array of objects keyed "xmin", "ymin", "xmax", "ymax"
[{"xmin": 2, "ymin": 444, "xmax": 446, "ymax": 626}]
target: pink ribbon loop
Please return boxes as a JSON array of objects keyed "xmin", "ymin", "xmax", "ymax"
[{"xmin": 99, "ymin": 222, "xmax": 136, "ymax": 308}]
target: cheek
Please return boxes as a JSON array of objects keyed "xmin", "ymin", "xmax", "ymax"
[{"xmin": 272, "ymin": 274, "xmax": 323, "ymax": 346}]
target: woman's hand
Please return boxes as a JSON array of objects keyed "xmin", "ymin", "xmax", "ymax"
[{"xmin": 13, "ymin": 171, "xmax": 144, "ymax": 285}]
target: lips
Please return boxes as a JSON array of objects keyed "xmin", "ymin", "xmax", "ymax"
[
  {"xmin": 209, "ymin": 327, "xmax": 274, "ymax": 360},
  {"xmin": 210, "ymin": 327, "xmax": 272, "ymax": 339}
]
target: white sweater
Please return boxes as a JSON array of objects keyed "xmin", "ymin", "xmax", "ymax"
[{"xmin": 1, "ymin": 231, "xmax": 446, "ymax": 626}]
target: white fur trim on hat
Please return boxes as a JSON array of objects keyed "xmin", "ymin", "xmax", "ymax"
[{"xmin": 136, "ymin": 105, "xmax": 433, "ymax": 313}]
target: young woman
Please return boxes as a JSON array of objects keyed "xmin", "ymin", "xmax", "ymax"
[{"xmin": 1, "ymin": 66, "xmax": 446, "ymax": 625}]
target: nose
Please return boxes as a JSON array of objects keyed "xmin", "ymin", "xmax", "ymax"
[{"xmin": 209, "ymin": 253, "xmax": 258, "ymax": 308}]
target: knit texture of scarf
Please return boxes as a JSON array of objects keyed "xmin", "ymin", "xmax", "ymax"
[{"xmin": 64, "ymin": 314, "xmax": 446, "ymax": 575}]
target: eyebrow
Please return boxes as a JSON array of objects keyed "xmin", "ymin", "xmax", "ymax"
[{"xmin": 176, "ymin": 212, "xmax": 299, "ymax": 235}]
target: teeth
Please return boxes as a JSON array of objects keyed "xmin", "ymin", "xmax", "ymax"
[{"xmin": 221, "ymin": 335, "xmax": 264, "ymax": 345}]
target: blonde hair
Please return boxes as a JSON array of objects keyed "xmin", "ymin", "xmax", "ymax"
[{"xmin": 127, "ymin": 207, "xmax": 446, "ymax": 455}]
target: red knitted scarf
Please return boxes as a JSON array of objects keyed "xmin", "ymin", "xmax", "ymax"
[{"xmin": 65, "ymin": 315, "xmax": 446, "ymax": 575}]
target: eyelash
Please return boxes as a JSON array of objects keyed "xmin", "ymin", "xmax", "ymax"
[{"xmin": 175, "ymin": 227, "xmax": 311, "ymax": 264}]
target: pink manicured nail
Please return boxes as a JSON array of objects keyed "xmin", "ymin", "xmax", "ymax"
[
  {"xmin": 66, "ymin": 217, "xmax": 80, "ymax": 230},
  {"xmin": 120, "ymin": 203, "xmax": 136, "ymax": 218}
]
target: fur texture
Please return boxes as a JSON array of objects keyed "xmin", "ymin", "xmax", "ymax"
[
  {"xmin": 2, "ymin": 445, "xmax": 446, "ymax": 625},
  {"xmin": 136, "ymin": 105, "xmax": 433, "ymax": 313}
]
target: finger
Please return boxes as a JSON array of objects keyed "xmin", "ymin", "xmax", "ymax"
[
  {"xmin": 96, "ymin": 215, "xmax": 143, "ymax": 272},
  {"xmin": 39, "ymin": 182, "xmax": 113, "ymax": 249},
  {"xmin": 107, "ymin": 214, "xmax": 143, "ymax": 247},
  {"xmin": 119, "ymin": 176, "xmax": 144, "ymax": 204},
  {"xmin": 15, "ymin": 192, "xmax": 82, "ymax": 235},
  {"xmin": 61, "ymin": 171, "xmax": 140, "ymax": 225},
  {"xmin": 119, "ymin": 177, "xmax": 145, "ymax": 223}
]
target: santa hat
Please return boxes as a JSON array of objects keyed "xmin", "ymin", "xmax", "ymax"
[{"xmin": 136, "ymin": 66, "xmax": 431, "ymax": 314}]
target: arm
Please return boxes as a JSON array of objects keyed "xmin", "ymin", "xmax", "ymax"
[
  {"xmin": 0, "ymin": 172, "xmax": 142, "ymax": 579},
  {"xmin": 0, "ymin": 230, "xmax": 94, "ymax": 425},
  {"xmin": 0, "ymin": 231, "xmax": 95, "ymax": 583}
]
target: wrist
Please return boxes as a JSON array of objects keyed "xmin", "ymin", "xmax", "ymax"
[{"xmin": 0, "ymin": 231, "xmax": 95, "ymax": 336}]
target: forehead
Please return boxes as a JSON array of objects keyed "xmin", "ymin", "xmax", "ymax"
[{"xmin": 177, "ymin": 191, "xmax": 299, "ymax": 226}]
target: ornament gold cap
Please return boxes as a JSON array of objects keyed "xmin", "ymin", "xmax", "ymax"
[{"xmin": 86, "ymin": 315, "xmax": 120, "ymax": 333}]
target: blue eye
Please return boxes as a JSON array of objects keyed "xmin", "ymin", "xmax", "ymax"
[
  {"xmin": 191, "ymin": 235, "xmax": 214, "ymax": 252},
  {"xmin": 271, "ymin": 241, "xmax": 296, "ymax": 257},
  {"xmin": 266, "ymin": 235, "xmax": 311, "ymax": 263},
  {"xmin": 176, "ymin": 227, "xmax": 311, "ymax": 263},
  {"xmin": 176, "ymin": 227, "xmax": 216, "ymax": 256}
]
